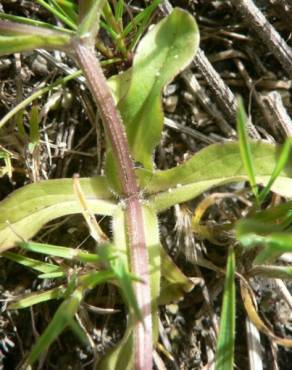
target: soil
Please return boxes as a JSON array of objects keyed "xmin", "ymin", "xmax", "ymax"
[{"xmin": 0, "ymin": 1, "xmax": 292, "ymax": 369}]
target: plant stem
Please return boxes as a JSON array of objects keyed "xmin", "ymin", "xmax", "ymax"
[{"xmin": 73, "ymin": 41, "xmax": 152, "ymax": 370}]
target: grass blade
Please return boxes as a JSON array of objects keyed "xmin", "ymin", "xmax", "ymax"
[
  {"xmin": 50, "ymin": 0, "xmax": 77, "ymax": 23},
  {"xmin": 18, "ymin": 241, "xmax": 100, "ymax": 263},
  {"xmin": 215, "ymin": 247, "xmax": 236, "ymax": 370},
  {"xmin": 0, "ymin": 70, "xmax": 81, "ymax": 130},
  {"xmin": 25, "ymin": 287, "xmax": 83, "ymax": 367},
  {"xmin": 236, "ymin": 97, "xmax": 259, "ymax": 202},
  {"xmin": 0, "ymin": 12, "xmax": 73, "ymax": 34},
  {"xmin": 28, "ymin": 105, "xmax": 40, "ymax": 152},
  {"xmin": 2, "ymin": 251, "xmax": 63, "ymax": 274},
  {"xmin": 8, "ymin": 286, "xmax": 66, "ymax": 309},
  {"xmin": 128, "ymin": 0, "xmax": 162, "ymax": 51},
  {"xmin": 36, "ymin": 0, "xmax": 77, "ymax": 30},
  {"xmin": 122, "ymin": 0, "xmax": 161, "ymax": 38},
  {"xmin": 114, "ymin": 0, "xmax": 125, "ymax": 21},
  {"xmin": 258, "ymin": 138, "xmax": 291, "ymax": 203}
]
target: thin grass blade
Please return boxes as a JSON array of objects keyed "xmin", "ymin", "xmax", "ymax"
[
  {"xmin": 18, "ymin": 241, "xmax": 100, "ymax": 263},
  {"xmin": 215, "ymin": 247, "xmax": 236, "ymax": 370},
  {"xmin": 36, "ymin": 0, "xmax": 77, "ymax": 30},
  {"xmin": 24, "ymin": 287, "xmax": 83, "ymax": 367},
  {"xmin": 128, "ymin": 0, "xmax": 162, "ymax": 50},
  {"xmin": 0, "ymin": 12, "xmax": 73, "ymax": 34},
  {"xmin": 50, "ymin": 0, "xmax": 77, "ymax": 23},
  {"xmin": 236, "ymin": 97, "xmax": 259, "ymax": 201},
  {"xmin": 122, "ymin": 0, "xmax": 161, "ymax": 38},
  {"xmin": 28, "ymin": 105, "xmax": 40, "ymax": 153},
  {"xmin": 114, "ymin": 0, "xmax": 125, "ymax": 21},
  {"xmin": 111, "ymin": 256, "xmax": 142, "ymax": 322},
  {"xmin": 259, "ymin": 138, "xmax": 291, "ymax": 203},
  {"xmin": 2, "ymin": 251, "xmax": 63, "ymax": 274},
  {"xmin": 8, "ymin": 286, "xmax": 66, "ymax": 310}
]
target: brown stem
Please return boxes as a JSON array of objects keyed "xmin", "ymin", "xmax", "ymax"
[{"xmin": 73, "ymin": 41, "xmax": 152, "ymax": 370}]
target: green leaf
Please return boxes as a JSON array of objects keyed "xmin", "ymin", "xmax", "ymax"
[
  {"xmin": 114, "ymin": 0, "xmax": 125, "ymax": 21},
  {"xmin": 78, "ymin": 0, "xmax": 106, "ymax": 43},
  {"xmin": 0, "ymin": 70, "xmax": 82, "ymax": 131},
  {"xmin": 240, "ymin": 231, "xmax": 292, "ymax": 264},
  {"xmin": 0, "ymin": 176, "xmax": 116, "ymax": 252},
  {"xmin": 215, "ymin": 247, "xmax": 236, "ymax": 370},
  {"xmin": 0, "ymin": 33, "xmax": 71, "ymax": 56},
  {"xmin": 146, "ymin": 142, "xmax": 292, "ymax": 212},
  {"xmin": 9, "ymin": 268, "xmax": 113, "ymax": 311},
  {"xmin": 28, "ymin": 105, "xmax": 40, "ymax": 151},
  {"xmin": 159, "ymin": 247, "xmax": 194, "ymax": 304},
  {"xmin": 0, "ymin": 12, "xmax": 74, "ymax": 34},
  {"xmin": 126, "ymin": 0, "xmax": 162, "ymax": 51},
  {"xmin": 236, "ymin": 97, "xmax": 259, "ymax": 201},
  {"xmin": 107, "ymin": 8, "xmax": 199, "ymax": 191},
  {"xmin": 54, "ymin": 0, "xmax": 78, "ymax": 23},
  {"xmin": 122, "ymin": 0, "xmax": 161, "ymax": 39},
  {"xmin": 236, "ymin": 216, "xmax": 292, "ymax": 264},
  {"xmin": 36, "ymin": 0, "xmax": 77, "ymax": 30},
  {"xmin": 96, "ymin": 244, "xmax": 142, "ymax": 321},
  {"xmin": 98, "ymin": 326, "xmax": 134, "ymax": 370},
  {"xmin": 18, "ymin": 241, "xmax": 100, "ymax": 263},
  {"xmin": 8, "ymin": 286, "xmax": 66, "ymax": 310},
  {"xmin": 259, "ymin": 138, "xmax": 291, "ymax": 203},
  {"xmin": 110, "ymin": 255, "xmax": 143, "ymax": 322},
  {"xmin": 2, "ymin": 251, "xmax": 64, "ymax": 275},
  {"xmin": 251, "ymin": 200, "xmax": 292, "ymax": 223},
  {"xmin": 25, "ymin": 287, "xmax": 84, "ymax": 367}
]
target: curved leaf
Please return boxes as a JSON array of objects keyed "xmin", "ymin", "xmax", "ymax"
[
  {"xmin": 107, "ymin": 7, "xmax": 199, "ymax": 189},
  {"xmin": 0, "ymin": 177, "xmax": 116, "ymax": 252},
  {"xmin": 146, "ymin": 141, "xmax": 292, "ymax": 212}
]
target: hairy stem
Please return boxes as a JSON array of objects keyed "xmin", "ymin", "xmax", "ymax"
[{"xmin": 73, "ymin": 41, "xmax": 152, "ymax": 370}]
